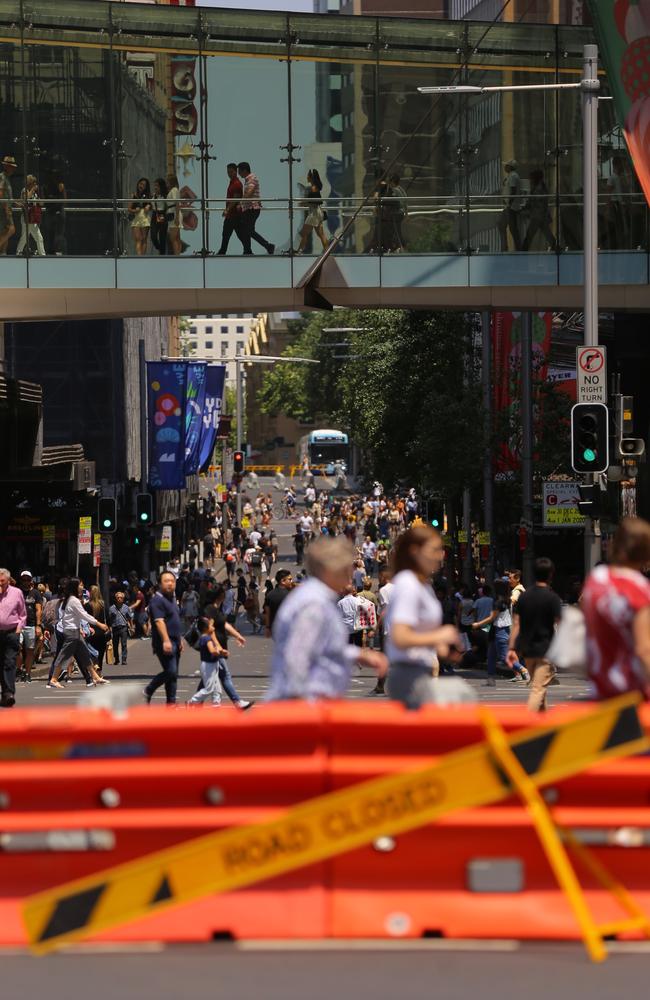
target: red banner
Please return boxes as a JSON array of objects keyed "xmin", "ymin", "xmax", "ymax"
[{"xmin": 492, "ymin": 311, "xmax": 553, "ymax": 473}]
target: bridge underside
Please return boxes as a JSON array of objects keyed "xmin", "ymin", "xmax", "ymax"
[{"xmin": 2, "ymin": 252, "xmax": 650, "ymax": 321}]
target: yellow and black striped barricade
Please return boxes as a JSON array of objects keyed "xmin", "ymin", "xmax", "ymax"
[{"xmin": 22, "ymin": 693, "xmax": 650, "ymax": 959}]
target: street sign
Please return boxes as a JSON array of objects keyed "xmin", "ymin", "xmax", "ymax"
[
  {"xmin": 93, "ymin": 534, "xmax": 101, "ymax": 569},
  {"xmin": 47, "ymin": 544, "xmax": 55, "ymax": 567},
  {"xmin": 42, "ymin": 525, "xmax": 55, "ymax": 544},
  {"xmin": 542, "ymin": 481, "xmax": 585, "ymax": 527},
  {"xmin": 157, "ymin": 525, "xmax": 172, "ymax": 553},
  {"xmin": 577, "ymin": 345, "xmax": 607, "ymax": 404},
  {"xmin": 77, "ymin": 516, "xmax": 92, "ymax": 555},
  {"xmin": 99, "ymin": 534, "xmax": 112, "ymax": 566}
]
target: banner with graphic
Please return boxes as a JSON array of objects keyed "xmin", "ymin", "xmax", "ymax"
[
  {"xmin": 184, "ymin": 363, "xmax": 207, "ymax": 475},
  {"xmin": 198, "ymin": 365, "xmax": 226, "ymax": 471},
  {"xmin": 588, "ymin": 0, "xmax": 650, "ymax": 206},
  {"xmin": 492, "ymin": 311, "xmax": 553, "ymax": 473},
  {"xmin": 147, "ymin": 362, "xmax": 188, "ymax": 491}
]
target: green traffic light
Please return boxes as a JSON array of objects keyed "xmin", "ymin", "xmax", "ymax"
[
  {"xmin": 140, "ymin": 512, "xmax": 148, "ymax": 521},
  {"xmin": 582, "ymin": 448, "xmax": 596, "ymax": 463},
  {"xmin": 102, "ymin": 518, "xmax": 111, "ymax": 528},
  {"xmin": 134, "ymin": 536, "xmax": 140, "ymax": 545},
  {"xmin": 431, "ymin": 518, "xmax": 440, "ymax": 527}
]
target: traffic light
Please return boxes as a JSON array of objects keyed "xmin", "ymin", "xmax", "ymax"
[
  {"xmin": 428, "ymin": 500, "xmax": 445, "ymax": 530},
  {"xmin": 98, "ymin": 497, "xmax": 117, "ymax": 533},
  {"xmin": 615, "ymin": 395, "xmax": 645, "ymax": 460},
  {"xmin": 136, "ymin": 492, "xmax": 153, "ymax": 525},
  {"xmin": 577, "ymin": 484, "xmax": 600, "ymax": 518},
  {"xmin": 233, "ymin": 451, "xmax": 245, "ymax": 474},
  {"xmin": 571, "ymin": 403, "xmax": 609, "ymax": 474}
]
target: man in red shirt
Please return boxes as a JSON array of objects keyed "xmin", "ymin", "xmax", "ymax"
[
  {"xmin": 217, "ymin": 163, "xmax": 246, "ymax": 256},
  {"xmin": 582, "ymin": 517, "xmax": 650, "ymax": 700}
]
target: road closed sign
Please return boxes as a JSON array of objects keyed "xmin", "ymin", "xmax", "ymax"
[{"xmin": 577, "ymin": 346, "xmax": 607, "ymax": 404}]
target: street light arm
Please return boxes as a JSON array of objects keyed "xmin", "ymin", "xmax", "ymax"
[{"xmin": 417, "ymin": 81, "xmax": 594, "ymax": 95}]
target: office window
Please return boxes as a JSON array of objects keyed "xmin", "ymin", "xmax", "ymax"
[
  {"xmin": 221, "ymin": 325, "xmax": 228, "ymax": 333},
  {"xmin": 205, "ymin": 325, "xmax": 213, "ymax": 334},
  {"xmin": 190, "ymin": 325, "xmax": 197, "ymax": 335},
  {"xmin": 190, "ymin": 340, "xmax": 197, "ymax": 350},
  {"xmin": 221, "ymin": 342, "xmax": 228, "ymax": 357},
  {"xmin": 205, "ymin": 341, "xmax": 213, "ymax": 349},
  {"xmin": 236, "ymin": 325, "xmax": 244, "ymax": 333},
  {"xmin": 236, "ymin": 341, "xmax": 244, "ymax": 355}
]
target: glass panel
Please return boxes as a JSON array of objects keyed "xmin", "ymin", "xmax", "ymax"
[
  {"xmin": 378, "ymin": 20, "xmax": 466, "ymax": 254},
  {"xmin": 110, "ymin": 4, "xmax": 200, "ymax": 56},
  {"xmin": 466, "ymin": 22, "xmax": 559, "ymax": 254},
  {"xmin": 557, "ymin": 27, "xmax": 588, "ymax": 252},
  {"xmin": 597, "ymin": 74, "xmax": 647, "ymax": 250},
  {"xmin": 201, "ymin": 8, "xmax": 287, "ymax": 58},
  {"xmin": 22, "ymin": 40, "xmax": 113, "ymax": 255},
  {"xmin": 112, "ymin": 28, "xmax": 204, "ymax": 258},
  {"xmin": 290, "ymin": 13, "xmax": 377, "ymax": 255},
  {"xmin": 203, "ymin": 51, "xmax": 291, "ymax": 255},
  {"xmin": 0, "ymin": 2, "xmax": 22, "ymax": 257},
  {"xmin": 22, "ymin": 0, "xmax": 110, "ymax": 47}
]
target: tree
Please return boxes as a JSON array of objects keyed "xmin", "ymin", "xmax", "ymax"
[{"xmin": 258, "ymin": 308, "xmax": 484, "ymax": 506}]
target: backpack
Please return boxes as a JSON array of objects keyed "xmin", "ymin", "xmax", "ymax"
[
  {"xmin": 354, "ymin": 596, "xmax": 377, "ymax": 632},
  {"xmin": 250, "ymin": 551, "xmax": 262, "ymax": 566}
]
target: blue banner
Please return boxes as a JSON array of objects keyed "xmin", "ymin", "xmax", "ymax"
[
  {"xmin": 198, "ymin": 365, "xmax": 226, "ymax": 471},
  {"xmin": 184, "ymin": 363, "xmax": 207, "ymax": 475},
  {"xmin": 147, "ymin": 362, "xmax": 188, "ymax": 491}
]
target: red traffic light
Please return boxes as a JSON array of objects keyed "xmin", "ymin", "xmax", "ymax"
[{"xmin": 233, "ymin": 451, "xmax": 245, "ymax": 474}]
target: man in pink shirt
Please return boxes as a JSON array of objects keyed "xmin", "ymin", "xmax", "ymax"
[
  {"xmin": 0, "ymin": 568, "xmax": 27, "ymax": 707},
  {"xmin": 237, "ymin": 161, "xmax": 275, "ymax": 256}
]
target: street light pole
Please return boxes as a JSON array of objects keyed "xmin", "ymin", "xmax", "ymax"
[
  {"xmin": 582, "ymin": 44, "xmax": 602, "ymax": 575},
  {"xmin": 420, "ymin": 43, "xmax": 603, "ymax": 579}
]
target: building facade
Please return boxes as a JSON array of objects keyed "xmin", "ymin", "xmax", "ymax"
[{"xmin": 185, "ymin": 315, "xmax": 256, "ymax": 385}]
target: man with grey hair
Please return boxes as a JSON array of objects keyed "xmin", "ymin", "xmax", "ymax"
[
  {"xmin": 266, "ymin": 537, "xmax": 387, "ymax": 701},
  {"xmin": 0, "ymin": 568, "xmax": 27, "ymax": 707}
]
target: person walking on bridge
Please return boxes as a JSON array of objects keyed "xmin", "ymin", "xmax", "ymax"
[{"xmin": 237, "ymin": 162, "xmax": 275, "ymax": 256}]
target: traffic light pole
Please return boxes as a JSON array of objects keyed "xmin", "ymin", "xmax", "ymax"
[
  {"xmin": 521, "ymin": 312, "xmax": 535, "ymax": 587},
  {"xmin": 482, "ymin": 310, "xmax": 495, "ymax": 584},
  {"xmin": 235, "ymin": 357, "xmax": 243, "ymax": 527},
  {"xmin": 582, "ymin": 45, "xmax": 602, "ymax": 577},
  {"xmin": 139, "ymin": 339, "xmax": 151, "ymax": 579}
]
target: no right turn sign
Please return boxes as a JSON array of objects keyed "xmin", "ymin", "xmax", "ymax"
[{"xmin": 577, "ymin": 346, "xmax": 607, "ymax": 404}]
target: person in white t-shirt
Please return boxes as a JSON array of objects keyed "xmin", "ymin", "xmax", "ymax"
[
  {"xmin": 369, "ymin": 570, "xmax": 394, "ymax": 696},
  {"xmin": 386, "ymin": 525, "xmax": 460, "ymax": 708}
]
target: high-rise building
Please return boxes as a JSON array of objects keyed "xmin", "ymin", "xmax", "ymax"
[{"xmin": 185, "ymin": 315, "xmax": 256, "ymax": 386}]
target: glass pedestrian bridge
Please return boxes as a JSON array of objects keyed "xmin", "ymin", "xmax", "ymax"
[{"xmin": 1, "ymin": 0, "xmax": 649, "ymax": 319}]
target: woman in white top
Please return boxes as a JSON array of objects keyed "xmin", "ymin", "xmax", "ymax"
[
  {"xmin": 166, "ymin": 172, "xmax": 182, "ymax": 255},
  {"xmin": 386, "ymin": 525, "xmax": 460, "ymax": 708},
  {"xmin": 128, "ymin": 177, "xmax": 152, "ymax": 256},
  {"xmin": 48, "ymin": 577, "xmax": 110, "ymax": 689}
]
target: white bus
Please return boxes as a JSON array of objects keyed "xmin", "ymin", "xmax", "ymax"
[{"xmin": 298, "ymin": 429, "xmax": 350, "ymax": 472}]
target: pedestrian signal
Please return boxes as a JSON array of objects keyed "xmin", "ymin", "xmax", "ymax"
[
  {"xmin": 571, "ymin": 403, "xmax": 609, "ymax": 474},
  {"xmin": 98, "ymin": 497, "xmax": 117, "ymax": 533},
  {"xmin": 136, "ymin": 493, "xmax": 153, "ymax": 525},
  {"xmin": 233, "ymin": 451, "xmax": 245, "ymax": 474}
]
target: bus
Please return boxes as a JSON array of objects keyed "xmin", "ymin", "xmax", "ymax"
[{"xmin": 298, "ymin": 429, "xmax": 350, "ymax": 472}]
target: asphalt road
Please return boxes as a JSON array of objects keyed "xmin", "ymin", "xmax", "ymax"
[
  {"xmin": 16, "ymin": 481, "xmax": 593, "ymax": 708},
  {"xmin": 2, "ymin": 942, "xmax": 648, "ymax": 999}
]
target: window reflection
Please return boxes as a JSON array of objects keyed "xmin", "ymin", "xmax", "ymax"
[{"xmin": 0, "ymin": 6, "xmax": 645, "ymax": 262}]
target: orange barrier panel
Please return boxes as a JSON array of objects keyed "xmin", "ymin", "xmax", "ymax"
[{"xmin": 1, "ymin": 701, "xmax": 650, "ymax": 946}]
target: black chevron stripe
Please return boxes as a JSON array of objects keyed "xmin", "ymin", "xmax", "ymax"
[{"xmin": 38, "ymin": 883, "xmax": 107, "ymax": 943}]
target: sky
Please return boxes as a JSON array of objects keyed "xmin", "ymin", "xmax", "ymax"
[{"xmin": 196, "ymin": 0, "xmax": 313, "ymax": 10}]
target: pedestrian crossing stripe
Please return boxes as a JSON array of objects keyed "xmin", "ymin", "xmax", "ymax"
[{"xmin": 23, "ymin": 693, "xmax": 648, "ymax": 953}]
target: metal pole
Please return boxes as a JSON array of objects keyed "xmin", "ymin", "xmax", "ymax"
[
  {"xmin": 235, "ymin": 357, "xmax": 242, "ymax": 526},
  {"xmin": 521, "ymin": 311, "xmax": 535, "ymax": 586},
  {"xmin": 482, "ymin": 310, "xmax": 495, "ymax": 583},
  {"xmin": 582, "ymin": 43, "xmax": 602, "ymax": 575},
  {"xmin": 462, "ymin": 487, "xmax": 473, "ymax": 587},
  {"xmin": 139, "ymin": 339, "xmax": 150, "ymax": 579}
]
